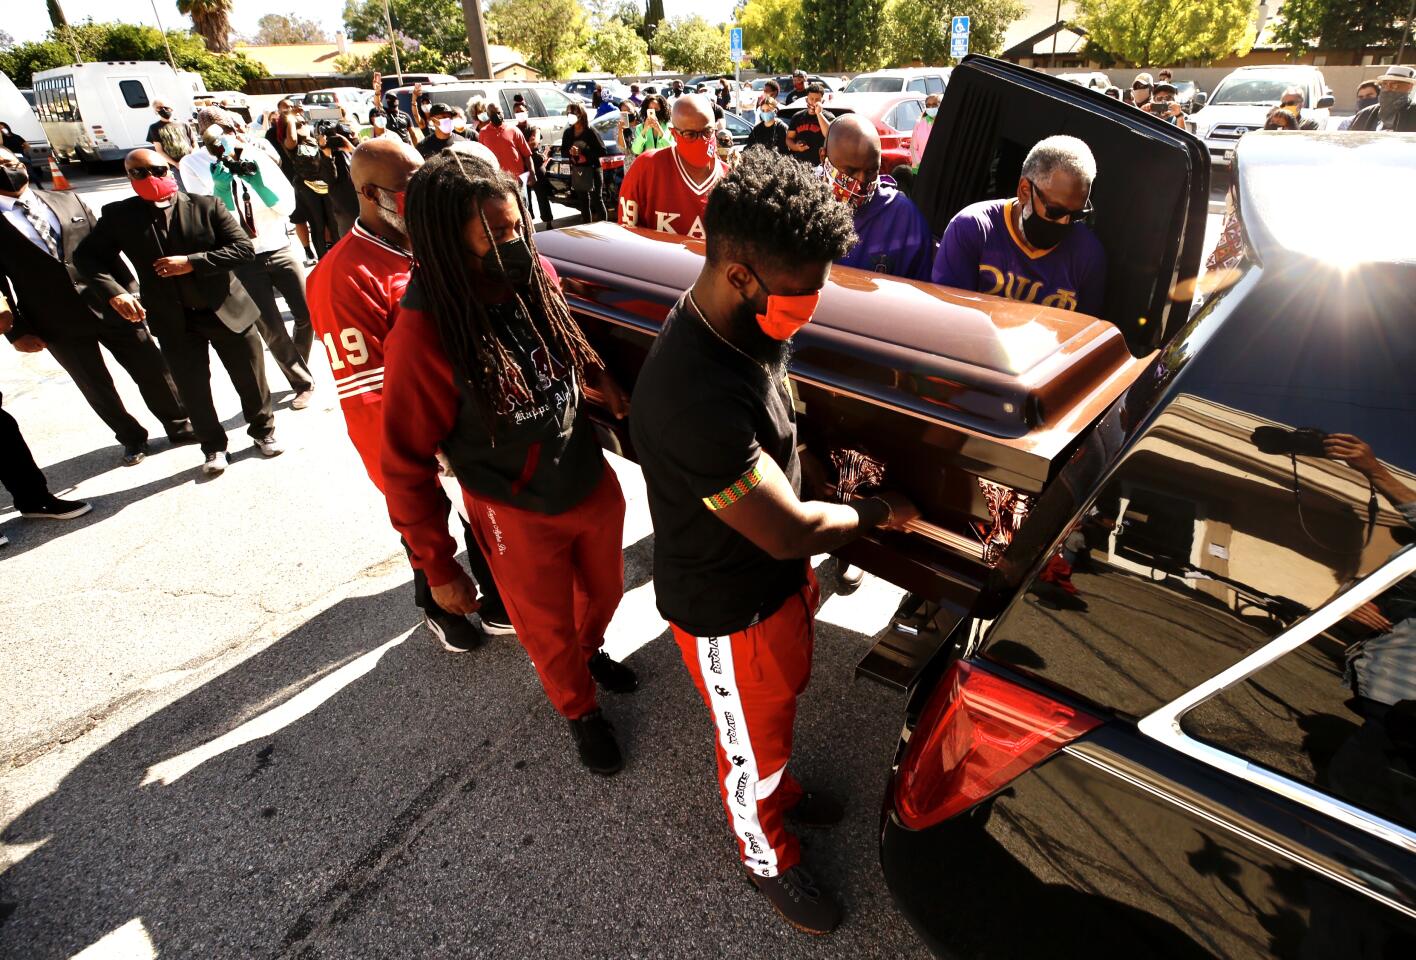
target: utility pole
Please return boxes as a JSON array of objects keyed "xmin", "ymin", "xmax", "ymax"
[
  {"xmin": 381, "ymin": 0, "xmax": 404, "ymax": 85},
  {"xmin": 1398, "ymin": 0, "xmax": 1415, "ymax": 65},
  {"xmin": 148, "ymin": 0, "xmax": 178, "ymax": 71},
  {"xmin": 1051, "ymin": 0, "xmax": 1062, "ymax": 68},
  {"xmin": 48, "ymin": 0, "xmax": 82, "ymax": 63},
  {"xmin": 460, "ymin": 0, "xmax": 494, "ymax": 79}
]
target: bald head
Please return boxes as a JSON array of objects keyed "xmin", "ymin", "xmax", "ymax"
[
  {"xmin": 825, "ymin": 113, "xmax": 880, "ymax": 183},
  {"xmin": 671, "ymin": 94, "xmax": 714, "ymax": 132},
  {"xmin": 125, "ymin": 148, "xmax": 165, "ymax": 172},
  {"xmin": 352, "ymin": 137, "xmax": 422, "ymax": 244}
]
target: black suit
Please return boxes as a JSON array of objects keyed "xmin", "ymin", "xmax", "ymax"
[
  {"xmin": 1347, "ymin": 98, "xmax": 1416, "ymax": 132},
  {"xmin": 0, "ymin": 187, "xmax": 188, "ymax": 447},
  {"xmin": 75, "ymin": 191, "xmax": 274, "ymax": 454}
]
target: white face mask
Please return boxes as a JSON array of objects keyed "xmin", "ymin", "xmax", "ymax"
[
  {"xmin": 373, "ymin": 116, "xmax": 387, "ymax": 129},
  {"xmin": 478, "ymin": 111, "xmax": 490, "ymax": 123},
  {"xmin": 438, "ymin": 118, "xmax": 454, "ymax": 134},
  {"xmin": 924, "ymin": 106, "xmax": 938, "ymax": 118},
  {"xmin": 452, "ymin": 118, "xmax": 467, "ymax": 131}
]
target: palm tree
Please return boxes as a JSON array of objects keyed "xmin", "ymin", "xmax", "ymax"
[{"xmin": 177, "ymin": 0, "xmax": 234, "ymax": 53}]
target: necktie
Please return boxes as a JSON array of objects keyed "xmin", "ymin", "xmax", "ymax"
[{"xmin": 15, "ymin": 197, "xmax": 59, "ymax": 259}]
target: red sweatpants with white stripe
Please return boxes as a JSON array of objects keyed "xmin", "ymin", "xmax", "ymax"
[
  {"xmin": 673, "ymin": 566, "xmax": 819, "ymax": 878},
  {"xmin": 463, "ymin": 464, "xmax": 625, "ymax": 720}
]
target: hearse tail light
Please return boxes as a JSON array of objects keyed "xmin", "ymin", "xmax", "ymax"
[{"xmin": 894, "ymin": 661, "xmax": 1101, "ymax": 830}]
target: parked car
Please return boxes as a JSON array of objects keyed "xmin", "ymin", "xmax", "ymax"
[
  {"xmin": 777, "ymin": 92, "xmax": 926, "ymax": 172},
  {"xmin": 534, "ymin": 56, "xmax": 1416, "ymax": 954},
  {"xmin": 563, "ymin": 78, "xmax": 633, "ymax": 106},
  {"xmin": 1189, "ymin": 65, "xmax": 1333, "ymax": 168},
  {"xmin": 1171, "ymin": 78, "xmax": 1204, "ymax": 113},
  {"xmin": 193, "ymin": 89, "xmax": 251, "ymax": 123},
  {"xmin": 1057, "ymin": 71, "xmax": 1112, "ymax": 91},
  {"xmin": 386, "ymin": 80, "xmax": 580, "ymax": 148},
  {"xmin": 302, "ymin": 87, "xmax": 375, "ymax": 124},
  {"xmin": 30, "ymin": 60, "xmax": 194, "ymax": 165},
  {"xmin": 845, "ymin": 67, "xmax": 950, "ymax": 97},
  {"xmin": 751, "ymin": 74, "xmax": 840, "ymax": 101},
  {"xmin": 543, "ymin": 109, "xmax": 753, "ymax": 215}
]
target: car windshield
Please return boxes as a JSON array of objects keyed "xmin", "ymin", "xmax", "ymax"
[
  {"xmin": 846, "ymin": 76, "xmax": 904, "ymax": 93},
  {"xmin": 1209, "ymin": 78, "xmax": 1297, "ymax": 106},
  {"xmin": 1174, "ymin": 81, "xmax": 1197, "ymax": 96}
]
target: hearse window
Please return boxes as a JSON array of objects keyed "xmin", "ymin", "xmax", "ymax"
[
  {"xmin": 1181, "ymin": 549, "xmax": 1416, "ymax": 834},
  {"xmin": 119, "ymin": 80, "xmax": 150, "ymax": 109}
]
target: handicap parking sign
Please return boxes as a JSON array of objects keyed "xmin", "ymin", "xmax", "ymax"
[{"xmin": 951, "ymin": 16, "xmax": 970, "ymax": 36}]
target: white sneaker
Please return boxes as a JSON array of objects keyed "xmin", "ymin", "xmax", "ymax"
[
  {"xmin": 255, "ymin": 435, "xmax": 284, "ymax": 458},
  {"xmin": 203, "ymin": 451, "xmax": 229, "ymax": 475}
]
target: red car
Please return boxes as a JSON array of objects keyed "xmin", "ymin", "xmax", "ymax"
[{"xmin": 778, "ymin": 91, "xmax": 927, "ymax": 171}]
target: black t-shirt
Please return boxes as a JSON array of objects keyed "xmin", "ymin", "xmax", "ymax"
[
  {"xmin": 787, "ymin": 108, "xmax": 832, "ymax": 163},
  {"xmin": 416, "ymin": 131, "xmax": 470, "ymax": 158},
  {"xmin": 630, "ymin": 296, "xmax": 805, "ymax": 636},
  {"xmin": 746, "ymin": 121, "xmax": 789, "ymax": 155}
]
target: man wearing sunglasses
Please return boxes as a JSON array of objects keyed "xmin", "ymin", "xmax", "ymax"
[
  {"xmin": 617, "ymin": 94, "xmax": 728, "ymax": 239},
  {"xmin": 932, "ymin": 135, "xmax": 1106, "ymax": 317},
  {"xmin": 75, "ymin": 148, "xmax": 278, "ymax": 476}
]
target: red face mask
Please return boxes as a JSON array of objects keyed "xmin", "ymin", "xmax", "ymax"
[
  {"xmin": 673, "ymin": 128, "xmax": 715, "ymax": 167},
  {"xmin": 746, "ymin": 265, "xmax": 821, "ymax": 340},
  {"xmin": 132, "ymin": 174, "xmax": 178, "ymax": 203}
]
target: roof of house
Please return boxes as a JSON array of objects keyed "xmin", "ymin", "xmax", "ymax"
[{"xmin": 1001, "ymin": 0, "xmax": 1080, "ymax": 53}]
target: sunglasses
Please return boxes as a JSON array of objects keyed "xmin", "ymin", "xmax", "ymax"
[
  {"xmin": 1028, "ymin": 178, "xmax": 1093, "ymax": 222},
  {"xmin": 673, "ymin": 128, "xmax": 713, "ymax": 142},
  {"xmin": 128, "ymin": 164, "xmax": 171, "ymax": 180}
]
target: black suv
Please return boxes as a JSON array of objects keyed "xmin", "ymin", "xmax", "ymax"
[{"xmin": 883, "ymin": 87, "xmax": 1416, "ymax": 960}]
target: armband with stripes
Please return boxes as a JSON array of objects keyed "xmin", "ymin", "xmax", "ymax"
[{"xmin": 703, "ymin": 463, "xmax": 763, "ymax": 511}]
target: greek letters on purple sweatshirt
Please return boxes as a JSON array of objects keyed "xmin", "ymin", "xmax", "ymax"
[{"xmin": 931, "ymin": 199, "xmax": 1106, "ymax": 315}]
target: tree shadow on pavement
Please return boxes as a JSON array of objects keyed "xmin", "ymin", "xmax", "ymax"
[{"xmin": 0, "ymin": 566, "xmax": 928, "ymax": 960}]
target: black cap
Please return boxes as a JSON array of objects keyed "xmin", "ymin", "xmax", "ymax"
[
  {"xmin": 1154, "ymin": 81, "xmax": 1178, "ymax": 95},
  {"xmin": 429, "ymin": 102, "xmax": 455, "ymax": 117}
]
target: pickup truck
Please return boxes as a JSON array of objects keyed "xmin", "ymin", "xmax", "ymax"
[{"xmin": 538, "ymin": 56, "xmax": 1416, "ymax": 955}]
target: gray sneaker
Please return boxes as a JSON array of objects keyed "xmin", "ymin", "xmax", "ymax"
[
  {"xmin": 255, "ymin": 435, "xmax": 285, "ymax": 458},
  {"xmin": 202, "ymin": 451, "xmax": 229, "ymax": 475}
]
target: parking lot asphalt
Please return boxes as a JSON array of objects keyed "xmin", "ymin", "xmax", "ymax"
[{"xmin": 0, "ymin": 170, "xmax": 930, "ymax": 959}]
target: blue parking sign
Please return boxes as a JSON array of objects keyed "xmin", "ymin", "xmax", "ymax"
[
  {"xmin": 951, "ymin": 15, "xmax": 970, "ymax": 36},
  {"xmin": 951, "ymin": 36, "xmax": 969, "ymax": 58}
]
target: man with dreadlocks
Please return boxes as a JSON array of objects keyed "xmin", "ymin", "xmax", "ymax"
[
  {"xmin": 381, "ymin": 151, "xmax": 637, "ymax": 775},
  {"xmin": 308, "ymin": 138, "xmax": 511, "ymax": 652},
  {"xmin": 630, "ymin": 149, "xmax": 918, "ymax": 933}
]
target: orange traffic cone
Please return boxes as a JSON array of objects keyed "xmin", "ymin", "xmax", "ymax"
[{"xmin": 48, "ymin": 157, "xmax": 72, "ymax": 191}]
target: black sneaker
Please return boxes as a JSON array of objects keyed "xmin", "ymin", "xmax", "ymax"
[
  {"xmin": 751, "ymin": 866, "xmax": 841, "ymax": 934},
  {"xmin": 588, "ymin": 650, "xmax": 638, "ymax": 693},
  {"xmin": 568, "ymin": 708, "xmax": 622, "ymax": 775},
  {"xmin": 786, "ymin": 789, "xmax": 844, "ymax": 828},
  {"xmin": 19, "ymin": 495, "xmax": 91, "ymax": 520},
  {"xmin": 167, "ymin": 423, "xmax": 199, "ymax": 446},
  {"xmin": 122, "ymin": 441, "xmax": 148, "ymax": 466},
  {"xmin": 424, "ymin": 611, "xmax": 486, "ymax": 653},
  {"xmin": 478, "ymin": 603, "xmax": 516, "ymax": 636}
]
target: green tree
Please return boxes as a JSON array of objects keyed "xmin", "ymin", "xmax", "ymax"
[
  {"xmin": 1076, "ymin": 0, "xmax": 1255, "ymax": 66},
  {"xmin": 881, "ymin": 0, "xmax": 1024, "ymax": 66},
  {"xmin": 0, "ymin": 20, "xmax": 268, "ymax": 89},
  {"xmin": 736, "ymin": 0, "xmax": 803, "ymax": 72},
  {"xmin": 252, "ymin": 15, "xmax": 330, "ymax": 45},
  {"xmin": 1270, "ymin": 0, "xmax": 1410, "ymax": 57},
  {"xmin": 587, "ymin": 19, "xmax": 649, "ymax": 74},
  {"xmin": 177, "ymin": 0, "xmax": 235, "ymax": 53},
  {"xmin": 333, "ymin": 42, "xmax": 448, "ymax": 77},
  {"xmin": 657, "ymin": 15, "xmax": 730, "ymax": 74},
  {"xmin": 342, "ymin": 0, "xmax": 471, "ymax": 66},
  {"xmin": 800, "ymin": 0, "xmax": 886, "ymax": 71},
  {"xmin": 485, "ymin": 0, "xmax": 588, "ymax": 79}
]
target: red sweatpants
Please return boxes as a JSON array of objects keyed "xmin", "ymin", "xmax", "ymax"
[
  {"xmin": 674, "ymin": 566, "xmax": 819, "ymax": 878},
  {"xmin": 464, "ymin": 464, "xmax": 625, "ymax": 720}
]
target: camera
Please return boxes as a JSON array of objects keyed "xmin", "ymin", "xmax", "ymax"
[
  {"xmin": 1251, "ymin": 426, "xmax": 1328, "ymax": 458},
  {"xmin": 218, "ymin": 145, "xmax": 258, "ymax": 177}
]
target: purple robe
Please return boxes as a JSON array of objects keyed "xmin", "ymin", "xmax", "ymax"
[{"xmin": 836, "ymin": 177, "xmax": 936, "ymax": 282}]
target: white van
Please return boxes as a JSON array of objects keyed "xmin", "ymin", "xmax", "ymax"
[
  {"xmin": 31, "ymin": 61, "xmax": 195, "ymax": 165},
  {"xmin": 1, "ymin": 70, "xmax": 50, "ymax": 161},
  {"xmin": 844, "ymin": 68, "xmax": 951, "ymax": 97}
]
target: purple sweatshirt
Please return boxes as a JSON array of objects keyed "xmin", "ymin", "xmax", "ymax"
[
  {"xmin": 836, "ymin": 177, "xmax": 936, "ymax": 282},
  {"xmin": 931, "ymin": 198, "xmax": 1106, "ymax": 315}
]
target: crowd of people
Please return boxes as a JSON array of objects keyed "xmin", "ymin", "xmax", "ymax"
[{"xmin": 2, "ymin": 62, "xmax": 1414, "ymax": 927}]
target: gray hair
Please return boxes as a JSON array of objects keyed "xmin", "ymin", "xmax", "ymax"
[{"xmin": 1021, "ymin": 135, "xmax": 1097, "ymax": 187}]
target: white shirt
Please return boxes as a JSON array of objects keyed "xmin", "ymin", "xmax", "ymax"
[
  {"xmin": 0, "ymin": 187, "xmax": 64, "ymax": 256},
  {"xmin": 181, "ymin": 139, "xmax": 296, "ymax": 255}
]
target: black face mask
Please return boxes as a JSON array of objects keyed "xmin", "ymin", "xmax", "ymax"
[
  {"xmin": 483, "ymin": 236, "xmax": 534, "ymax": 286},
  {"xmin": 1356, "ymin": 95, "xmax": 1379, "ymax": 112},
  {"xmin": 1020, "ymin": 199, "xmax": 1072, "ymax": 250},
  {"xmin": 0, "ymin": 166, "xmax": 29, "ymax": 192},
  {"xmin": 491, "ymin": 115, "xmax": 503, "ymax": 127},
  {"xmin": 157, "ymin": 107, "xmax": 173, "ymax": 119}
]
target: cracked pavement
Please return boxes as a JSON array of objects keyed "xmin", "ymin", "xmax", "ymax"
[{"xmin": 0, "ymin": 172, "xmax": 934, "ymax": 960}]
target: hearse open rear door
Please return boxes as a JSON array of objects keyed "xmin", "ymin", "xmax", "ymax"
[{"xmin": 915, "ymin": 56, "xmax": 1211, "ymax": 356}]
